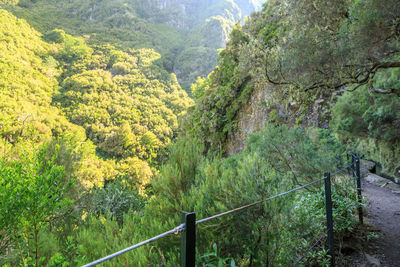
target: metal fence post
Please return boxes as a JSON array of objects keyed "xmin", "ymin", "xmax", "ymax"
[
  {"xmin": 337, "ymin": 154, "xmax": 342, "ymax": 169},
  {"xmin": 324, "ymin": 172, "xmax": 335, "ymax": 266},
  {"xmin": 181, "ymin": 212, "xmax": 196, "ymax": 267},
  {"xmin": 355, "ymin": 157, "xmax": 363, "ymax": 224}
]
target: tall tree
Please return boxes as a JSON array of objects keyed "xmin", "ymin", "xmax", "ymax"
[{"xmin": 263, "ymin": 0, "xmax": 400, "ymax": 98}]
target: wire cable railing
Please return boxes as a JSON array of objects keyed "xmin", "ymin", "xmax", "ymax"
[
  {"xmin": 82, "ymin": 154, "xmax": 363, "ymax": 267},
  {"xmin": 196, "ymin": 176, "xmax": 326, "ymax": 225},
  {"xmin": 82, "ymin": 176, "xmax": 326, "ymax": 267},
  {"xmin": 292, "ymin": 233, "xmax": 326, "ymax": 267},
  {"xmin": 82, "ymin": 224, "xmax": 185, "ymax": 267}
]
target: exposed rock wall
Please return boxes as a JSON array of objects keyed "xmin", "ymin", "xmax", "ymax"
[
  {"xmin": 225, "ymin": 85, "xmax": 331, "ymax": 155},
  {"xmin": 226, "ymin": 85, "xmax": 273, "ymax": 155},
  {"xmin": 139, "ymin": 0, "xmax": 261, "ymax": 90}
]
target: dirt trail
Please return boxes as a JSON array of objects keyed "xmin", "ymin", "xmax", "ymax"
[{"xmin": 358, "ymin": 176, "xmax": 400, "ymax": 267}]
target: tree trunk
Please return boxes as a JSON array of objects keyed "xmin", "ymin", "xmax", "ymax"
[
  {"xmin": 26, "ymin": 230, "xmax": 31, "ymax": 258},
  {"xmin": 18, "ymin": 242, "xmax": 25, "ymax": 266},
  {"xmin": 34, "ymin": 221, "xmax": 38, "ymax": 267}
]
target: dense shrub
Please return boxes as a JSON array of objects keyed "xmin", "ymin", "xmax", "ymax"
[
  {"xmin": 331, "ymin": 74, "xmax": 400, "ymax": 176},
  {"xmin": 74, "ymin": 125, "xmax": 356, "ymax": 266},
  {"xmin": 90, "ymin": 177, "xmax": 146, "ymax": 225},
  {"xmin": 0, "ymin": 142, "xmax": 73, "ymax": 266}
]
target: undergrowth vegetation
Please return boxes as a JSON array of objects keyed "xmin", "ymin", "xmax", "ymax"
[
  {"xmin": 331, "ymin": 70, "xmax": 400, "ymax": 176},
  {"xmin": 1, "ymin": 125, "xmax": 359, "ymax": 266}
]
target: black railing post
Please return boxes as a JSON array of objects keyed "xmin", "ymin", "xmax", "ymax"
[
  {"xmin": 324, "ymin": 172, "xmax": 335, "ymax": 266},
  {"xmin": 336, "ymin": 154, "xmax": 342, "ymax": 169},
  {"xmin": 355, "ymin": 156, "xmax": 363, "ymax": 224},
  {"xmin": 181, "ymin": 212, "xmax": 196, "ymax": 267},
  {"xmin": 346, "ymin": 153, "xmax": 351, "ymax": 175}
]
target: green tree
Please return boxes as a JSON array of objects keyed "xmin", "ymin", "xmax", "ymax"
[
  {"xmin": 0, "ymin": 143, "xmax": 72, "ymax": 266},
  {"xmin": 262, "ymin": 0, "xmax": 400, "ymax": 98},
  {"xmin": 331, "ymin": 76, "xmax": 400, "ymax": 176}
]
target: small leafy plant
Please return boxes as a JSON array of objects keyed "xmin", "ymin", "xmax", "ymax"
[{"xmin": 199, "ymin": 243, "xmax": 235, "ymax": 267}]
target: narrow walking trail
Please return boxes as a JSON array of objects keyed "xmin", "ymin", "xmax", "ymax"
[{"xmin": 357, "ymin": 174, "xmax": 400, "ymax": 267}]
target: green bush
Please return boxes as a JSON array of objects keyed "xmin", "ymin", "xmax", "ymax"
[
  {"xmin": 331, "ymin": 80, "xmax": 400, "ymax": 176},
  {"xmin": 90, "ymin": 177, "xmax": 146, "ymax": 225},
  {"xmin": 0, "ymin": 142, "xmax": 73, "ymax": 266},
  {"xmin": 247, "ymin": 125, "xmax": 345, "ymax": 185},
  {"xmin": 74, "ymin": 125, "xmax": 356, "ymax": 266}
]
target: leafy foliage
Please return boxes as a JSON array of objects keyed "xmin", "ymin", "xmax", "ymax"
[
  {"xmin": 247, "ymin": 125, "xmax": 346, "ymax": 185},
  {"xmin": 261, "ymin": 0, "xmax": 400, "ymax": 98},
  {"xmin": 0, "ymin": 0, "xmax": 390, "ymax": 265},
  {"xmin": 0, "ymin": 9, "xmax": 75, "ymax": 145},
  {"xmin": 90, "ymin": 178, "xmax": 146, "ymax": 225},
  {"xmin": 185, "ymin": 0, "xmax": 400, "ymax": 176},
  {"xmin": 72, "ymin": 125, "xmax": 356, "ymax": 266},
  {"xmin": 2, "ymin": 0, "xmax": 260, "ymax": 91},
  {"xmin": 51, "ymin": 38, "xmax": 192, "ymax": 162},
  {"xmin": 331, "ymin": 74, "xmax": 400, "ymax": 175},
  {"xmin": 0, "ymin": 142, "xmax": 72, "ymax": 266},
  {"xmin": 0, "ymin": 8, "xmax": 191, "ymax": 265},
  {"xmin": 0, "ymin": 10, "xmax": 192, "ymax": 190}
]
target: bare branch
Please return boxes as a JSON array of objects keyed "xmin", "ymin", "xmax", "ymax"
[
  {"xmin": 346, "ymin": 83, "xmax": 364, "ymax": 92},
  {"xmin": 374, "ymin": 61, "xmax": 400, "ymax": 69},
  {"xmin": 369, "ymin": 83, "xmax": 400, "ymax": 96},
  {"xmin": 265, "ymin": 67, "xmax": 290, "ymax": 85}
]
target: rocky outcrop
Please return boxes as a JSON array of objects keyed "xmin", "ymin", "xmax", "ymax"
[
  {"xmin": 141, "ymin": 0, "xmax": 244, "ymax": 29},
  {"xmin": 225, "ymin": 83, "xmax": 331, "ymax": 155},
  {"xmin": 225, "ymin": 85, "xmax": 273, "ymax": 155},
  {"xmin": 137, "ymin": 0, "xmax": 260, "ymax": 90}
]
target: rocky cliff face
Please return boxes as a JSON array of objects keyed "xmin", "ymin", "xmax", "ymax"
[
  {"xmin": 225, "ymin": 87, "xmax": 331, "ymax": 155},
  {"xmin": 142, "ymin": 0, "xmax": 252, "ymax": 29},
  {"xmin": 139, "ymin": 0, "xmax": 262, "ymax": 90}
]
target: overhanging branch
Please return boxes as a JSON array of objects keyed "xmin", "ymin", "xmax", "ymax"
[
  {"xmin": 264, "ymin": 59, "xmax": 400, "ymax": 95},
  {"xmin": 369, "ymin": 83, "xmax": 400, "ymax": 96}
]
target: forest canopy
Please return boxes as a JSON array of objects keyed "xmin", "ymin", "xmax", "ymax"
[{"xmin": 0, "ymin": 9, "xmax": 192, "ymax": 190}]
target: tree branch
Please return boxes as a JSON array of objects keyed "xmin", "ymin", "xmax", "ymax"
[
  {"xmin": 346, "ymin": 83, "xmax": 364, "ymax": 92},
  {"xmin": 369, "ymin": 83, "xmax": 400, "ymax": 96},
  {"xmin": 265, "ymin": 67, "xmax": 290, "ymax": 85},
  {"xmin": 374, "ymin": 61, "xmax": 400, "ymax": 69}
]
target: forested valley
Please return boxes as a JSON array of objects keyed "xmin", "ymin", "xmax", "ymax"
[{"xmin": 1, "ymin": 0, "xmax": 399, "ymax": 266}]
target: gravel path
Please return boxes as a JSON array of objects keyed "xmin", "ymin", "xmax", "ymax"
[{"xmin": 360, "ymin": 178, "xmax": 400, "ymax": 267}]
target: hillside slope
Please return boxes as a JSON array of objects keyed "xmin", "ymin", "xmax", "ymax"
[
  {"xmin": 0, "ymin": 9, "xmax": 192, "ymax": 188},
  {"xmin": 2, "ymin": 0, "xmax": 263, "ymax": 91}
]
